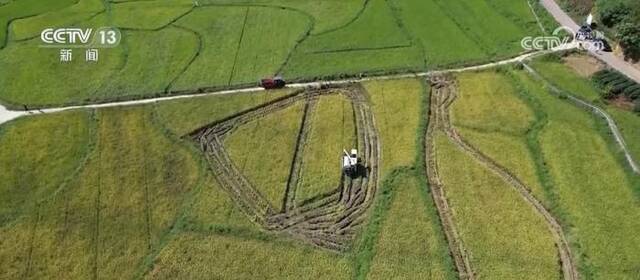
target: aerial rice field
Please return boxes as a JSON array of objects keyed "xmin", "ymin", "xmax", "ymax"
[
  {"xmin": 512, "ymin": 69, "xmax": 640, "ymax": 278},
  {"xmin": 529, "ymin": 56, "xmax": 640, "ymax": 163},
  {"xmin": 295, "ymin": 94, "xmax": 356, "ymax": 205},
  {"xmin": 0, "ymin": 78, "xmax": 460, "ymax": 279},
  {"xmin": 1, "ymin": 0, "xmax": 542, "ymax": 107},
  {"xmin": 434, "ymin": 132, "xmax": 559, "ymax": 279},
  {"xmin": 2, "ymin": 0, "xmax": 640, "ymax": 279},
  {"xmin": 226, "ymin": 102, "xmax": 304, "ymax": 209}
]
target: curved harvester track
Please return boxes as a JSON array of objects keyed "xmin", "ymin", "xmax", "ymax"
[
  {"xmin": 425, "ymin": 76, "xmax": 476, "ymax": 280},
  {"xmin": 189, "ymin": 86, "xmax": 380, "ymax": 251},
  {"xmin": 428, "ymin": 75, "xmax": 579, "ymax": 280}
]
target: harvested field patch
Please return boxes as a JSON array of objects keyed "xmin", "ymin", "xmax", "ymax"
[
  {"xmin": 191, "ymin": 86, "xmax": 380, "ymax": 251},
  {"xmin": 562, "ymin": 54, "xmax": 604, "ymax": 77},
  {"xmin": 296, "ymin": 94, "xmax": 356, "ymax": 205}
]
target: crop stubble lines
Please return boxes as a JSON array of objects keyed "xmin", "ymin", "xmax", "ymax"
[
  {"xmin": 427, "ymin": 75, "xmax": 579, "ymax": 280},
  {"xmin": 283, "ymin": 98, "xmax": 317, "ymax": 212},
  {"xmin": 189, "ymin": 86, "xmax": 380, "ymax": 251},
  {"xmin": 424, "ymin": 76, "xmax": 475, "ymax": 280}
]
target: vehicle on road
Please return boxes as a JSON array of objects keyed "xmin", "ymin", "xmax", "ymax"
[{"xmin": 260, "ymin": 76, "xmax": 286, "ymax": 89}]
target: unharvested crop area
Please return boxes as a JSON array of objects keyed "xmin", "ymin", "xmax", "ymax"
[
  {"xmin": 437, "ymin": 67, "xmax": 640, "ymax": 279},
  {"xmin": 0, "ymin": 0, "xmax": 542, "ymax": 107}
]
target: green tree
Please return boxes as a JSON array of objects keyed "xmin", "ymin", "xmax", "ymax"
[
  {"xmin": 617, "ymin": 21, "xmax": 640, "ymax": 58},
  {"xmin": 596, "ymin": 0, "xmax": 631, "ymax": 27}
]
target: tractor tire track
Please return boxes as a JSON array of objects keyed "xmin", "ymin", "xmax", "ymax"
[
  {"xmin": 283, "ymin": 97, "xmax": 317, "ymax": 212},
  {"xmin": 190, "ymin": 85, "xmax": 379, "ymax": 251},
  {"xmin": 433, "ymin": 75, "xmax": 579, "ymax": 280},
  {"xmin": 425, "ymin": 76, "xmax": 476, "ymax": 280}
]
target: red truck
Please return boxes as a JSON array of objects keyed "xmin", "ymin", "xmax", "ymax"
[{"xmin": 260, "ymin": 76, "xmax": 286, "ymax": 89}]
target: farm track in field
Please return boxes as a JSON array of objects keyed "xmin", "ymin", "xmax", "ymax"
[
  {"xmin": 428, "ymin": 75, "xmax": 580, "ymax": 280},
  {"xmin": 190, "ymin": 86, "xmax": 380, "ymax": 251},
  {"xmin": 425, "ymin": 76, "xmax": 475, "ymax": 280},
  {"xmin": 283, "ymin": 98, "xmax": 317, "ymax": 212},
  {"xmin": 0, "ymin": 47, "xmax": 573, "ymax": 125}
]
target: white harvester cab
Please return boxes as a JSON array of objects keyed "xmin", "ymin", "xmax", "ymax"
[{"xmin": 342, "ymin": 149, "xmax": 358, "ymax": 172}]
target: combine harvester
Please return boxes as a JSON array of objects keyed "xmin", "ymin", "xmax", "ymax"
[{"xmin": 342, "ymin": 149, "xmax": 359, "ymax": 177}]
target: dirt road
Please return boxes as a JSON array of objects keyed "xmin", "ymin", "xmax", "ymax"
[
  {"xmin": 539, "ymin": 0, "xmax": 640, "ymax": 83},
  {"xmin": 0, "ymin": 47, "xmax": 572, "ymax": 126}
]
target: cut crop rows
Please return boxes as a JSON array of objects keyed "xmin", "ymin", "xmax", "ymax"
[
  {"xmin": 190, "ymin": 86, "xmax": 380, "ymax": 251},
  {"xmin": 427, "ymin": 75, "xmax": 579, "ymax": 280}
]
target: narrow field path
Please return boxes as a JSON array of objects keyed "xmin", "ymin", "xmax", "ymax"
[
  {"xmin": 523, "ymin": 63, "xmax": 639, "ymax": 174},
  {"xmin": 432, "ymin": 76, "xmax": 580, "ymax": 280},
  {"xmin": 0, "ymin": 47, "xmax": 574, "ymax": 126}
]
